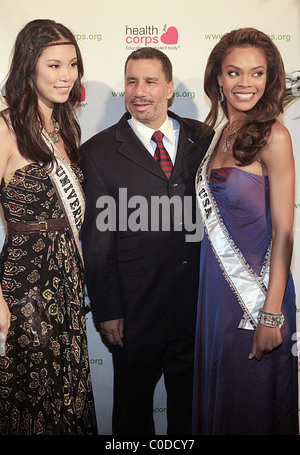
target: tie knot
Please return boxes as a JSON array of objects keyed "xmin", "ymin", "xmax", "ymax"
[{"xmin": 152, "ymin": 130, "xmax": 164, "ymax": 144}]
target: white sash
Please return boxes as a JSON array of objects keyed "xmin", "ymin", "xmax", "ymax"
[
  {"xmin": 195, "ymin": 122, "xmax": 271, "ymax": 330},
  {"xmin": 42, "ymin": 131, "xmax": 86, "ymax": 263}
]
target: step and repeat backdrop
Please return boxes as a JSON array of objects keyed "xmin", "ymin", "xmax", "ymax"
[{"xmin": 0, "ymin": 0, "xmax": 299, "ymax": 435}]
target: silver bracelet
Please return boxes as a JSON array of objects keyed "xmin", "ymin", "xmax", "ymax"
[{"xmin": 257, "ymin": 309, "xmax": 285, "ymax": 328}]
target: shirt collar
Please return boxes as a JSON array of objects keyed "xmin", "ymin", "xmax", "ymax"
[{"xmin": 130, "ymin": 116, "xmax": 175, "ymax": 146}]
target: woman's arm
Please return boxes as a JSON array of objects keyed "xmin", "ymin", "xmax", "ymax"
[
  {"xmin": 0, "ymin": 117, "xmax": 13, "ymax": 338},
  {"xmin": 249, "ymin": 121, "xmax": 295, "ymax": 360}
]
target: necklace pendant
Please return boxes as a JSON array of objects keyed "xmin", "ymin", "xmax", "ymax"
[
  {"xmin": 47, "ymin": 118, "xmax": 60, "ymax": 144},
  {"xmin": 220, "ymin": 122, "xmax": 241, "ymax": 154},
  {"xmin": 221, "ymin": 139, "xmax": 230, "ymax": 153}
]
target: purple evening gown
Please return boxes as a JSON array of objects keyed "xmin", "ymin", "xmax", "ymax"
[{"xmin": 192, "ymin": 167, "xmax": 298, "ymax": 435}]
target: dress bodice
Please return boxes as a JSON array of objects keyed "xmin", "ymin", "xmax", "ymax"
[
  {"xmin": 0, "ymin": 163, "xmax": 62, "ymax": 223},
  {"xmin": 210, "ymin": 167, "xmax": 271, "ymax": 275}
]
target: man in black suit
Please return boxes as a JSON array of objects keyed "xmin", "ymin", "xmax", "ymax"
[{"xmin": 80, "ymin": 47, "xmax": 212, "ymax": 435}]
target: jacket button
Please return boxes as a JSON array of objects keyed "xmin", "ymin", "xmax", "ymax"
[{"xmin": 177, "ymin": 260, "xmax": 188, "ymax": 266}]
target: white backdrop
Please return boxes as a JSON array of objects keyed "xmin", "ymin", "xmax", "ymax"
[{"xmin": 0, "ymin": 0, "xmax": 299, "ymax": 435}]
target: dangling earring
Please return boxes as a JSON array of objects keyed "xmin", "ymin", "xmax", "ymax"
[{"xmin": 218, "ymin": 85, "xmax": 224, "ymax": 102}]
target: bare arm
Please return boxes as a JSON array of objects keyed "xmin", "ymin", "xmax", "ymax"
[
  {"xmin": 0, "ymin": 117, "xmax": 13, "ymax": 338},
  {"xmin": 249, "ymin": 121, "xmax": 295, "ymax": 360}
]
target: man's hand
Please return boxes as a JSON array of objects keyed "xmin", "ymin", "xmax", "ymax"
[{"xmin": 100, "ymin": 318, "xmax": 124, "ymax": 347}]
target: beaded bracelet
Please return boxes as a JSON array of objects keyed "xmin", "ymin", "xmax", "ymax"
[{"xmin": 257, "ymin": 308, "xmax": 285, "ymax": 328}]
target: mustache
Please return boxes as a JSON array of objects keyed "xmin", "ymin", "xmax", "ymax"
[{"xmin": 129, "ymin": 97, "xmax": 154, "ymax": 105}]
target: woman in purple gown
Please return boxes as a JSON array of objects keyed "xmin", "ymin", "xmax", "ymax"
[{"xmin": 193, "ymin": 28, "xmax": 298, "ymax": 435}]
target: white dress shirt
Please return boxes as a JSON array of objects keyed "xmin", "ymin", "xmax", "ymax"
[{"xmin": 128, "ymin": 115, "xmax": 180, "ymax": 164}]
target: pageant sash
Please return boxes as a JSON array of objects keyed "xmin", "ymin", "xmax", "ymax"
[
  {"xmin": 42, "ymin": 130, "xmax": 86, "ymax": 263},
  {"xmin": 195, "ymin": 122, "xmax": 271, "ymax": 330}
]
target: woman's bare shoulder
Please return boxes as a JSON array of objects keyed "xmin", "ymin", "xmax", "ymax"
[{"xmin": 268, "ymin": 120, "xmax": 291, "ymax": 145}]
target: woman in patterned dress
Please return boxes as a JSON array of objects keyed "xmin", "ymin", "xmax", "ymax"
[{"xmin": 0, "ymin": 19, "xmax": 97, "ymax": 434}]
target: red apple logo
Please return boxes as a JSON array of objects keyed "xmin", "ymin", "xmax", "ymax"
[{"xmin": 161, "ymin": 25, "xmax": 178, "ymax": 45}]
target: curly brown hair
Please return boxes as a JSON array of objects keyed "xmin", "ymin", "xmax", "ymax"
[
  {"xmin": 2, "ymin": 19, "xmax": 84, "ymax": 167},
  {"xmin": 202, "ymin": 28, "xmax": 286, "ymax": 166}
]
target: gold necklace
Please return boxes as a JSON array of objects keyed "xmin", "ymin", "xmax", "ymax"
[
  {"xmin": 47, "ymin": 117, "xmax": 60, "ymax": 144},
  {"xmin": 221, "ymin": 123, "xmax": 240, "ymax": 153}
]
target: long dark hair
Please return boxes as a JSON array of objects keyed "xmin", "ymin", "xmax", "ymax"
[
  {"xmin": 203, "ymin": 28, "xmax": 286, "ymax": 165},
  {"xmin": 2, "ymin": 19, "xmax": 84, "ymax": 167}
]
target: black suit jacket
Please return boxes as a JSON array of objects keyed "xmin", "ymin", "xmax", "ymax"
[{"xmin": 80, "ymin": 111, "xmax": 212, "ymax": 346}]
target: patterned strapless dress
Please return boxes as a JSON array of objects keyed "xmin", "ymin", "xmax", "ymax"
[{"xmin": 0, "ymin": 163, "xmax": 97, "ymax": 435}]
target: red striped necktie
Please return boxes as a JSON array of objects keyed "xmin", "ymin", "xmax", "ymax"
[{"xmin": 152, "ymin": 130, "xmax": 173, "ymax": 180}]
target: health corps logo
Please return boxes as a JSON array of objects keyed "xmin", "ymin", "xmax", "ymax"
[{"xmin": 125, "ymin": 23, "xmax": 179, "ymax": 46}]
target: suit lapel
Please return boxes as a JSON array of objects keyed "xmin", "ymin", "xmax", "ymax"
[
  {"xmin": 169, "ymin": 113, "xmax": 197, "ymax": 182},
  {"xmin": 116, "ymin": 114, "xmax": 166, "ymax": 180},
  {"xmin": 115, "ymin": 112, "xmax": 199, "ymax": 182}
]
